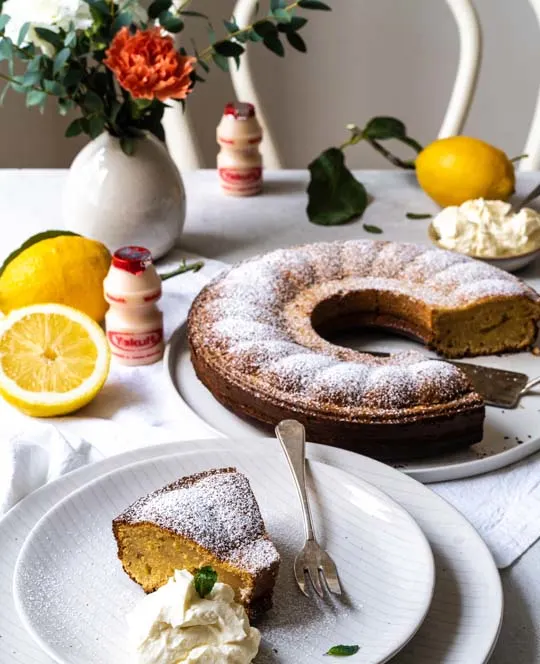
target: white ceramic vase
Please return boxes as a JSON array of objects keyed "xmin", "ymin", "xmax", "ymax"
[{"xmin": 62, "ymin": 132, "xmax": 186, "ymax": 259}]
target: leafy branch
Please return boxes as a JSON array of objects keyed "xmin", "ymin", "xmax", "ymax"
[{"xmin": 307, "ymin": 117, "xmax": 423, "ymax": 227}]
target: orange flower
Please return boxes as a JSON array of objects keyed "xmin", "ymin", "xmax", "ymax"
[{"xmin": 105, "ymin": 27, "xmax": 196, "ymax": 102}]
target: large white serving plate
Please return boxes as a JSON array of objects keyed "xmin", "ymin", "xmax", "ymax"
[
  {"xmin": 14, "ymin": 449, "xmax": 434, "ymax": 664},
  {"xmin": 0, "ymin": 437, "xmax": 502, "ymax": 664},
  {"xmin": 166, "ymin": 325, "xmax": 540, "ymax": 482}
]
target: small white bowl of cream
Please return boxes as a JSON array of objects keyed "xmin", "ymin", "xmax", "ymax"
[{"xmin": 428, "ymin": 198, "xmax": 540, "ymax": 272}]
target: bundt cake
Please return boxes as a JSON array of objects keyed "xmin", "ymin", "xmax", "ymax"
[
  {"xmin": 188, "ymin": 240, "xmax": 540, "ymax": 459},
  {"xmin": 113, "ymin": 468, "xmax": 280, "ymax": 619}
]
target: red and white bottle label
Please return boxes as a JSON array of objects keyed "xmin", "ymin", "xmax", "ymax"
[
  {"xmin": 107, "ymin": 328, "xmax": 164, "ymax": 361},
  {"xmin": 219, "ymin": 167, "xmax": 262, "ymax": 194}
]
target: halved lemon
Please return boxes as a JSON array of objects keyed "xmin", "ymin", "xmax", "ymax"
[{"xmin": 0, "ymin": 303, "xmax": 110, "ymax": 417}]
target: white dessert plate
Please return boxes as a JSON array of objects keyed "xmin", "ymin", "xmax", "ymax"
[
  {"xmin": 165, "ymin": 325, "xmax": 540, "ymax": 482},
  {"xmin": 0, "ymin": 438, "xmax": 502, "ymax": 664},
  {"xmin": 13, "ymin": 449, "xmax": 435, "ymax": 664}
]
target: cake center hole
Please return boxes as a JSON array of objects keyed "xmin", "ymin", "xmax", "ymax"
[{"xmin": 311, "ymin": 292, "xmax": 426, "ymax": 355}]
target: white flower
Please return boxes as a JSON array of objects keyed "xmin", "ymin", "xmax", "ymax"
[{"xmin": 2, "ymin": 0, "xmax": 92, "ymax": 54}]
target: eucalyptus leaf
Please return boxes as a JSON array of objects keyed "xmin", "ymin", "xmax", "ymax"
[
  {"xmin": 148, "ymin": 0, "xmax": 171, "ymax": 19},
  {"xmin": 212, "ymin": 52, "xmax": 229, "ymax": 72},
  {"xmin": 224, "ymin": 19, "xmax": 240, "ymax": 33},
  {"xmin": 286, "ymin": 32, "xmax": 307, "ymax": 52},
  {"xmin": 0, "ymin": 39, "xmax": 13, "ymax": 61},
  {"xmin": 278, "ymin": 16, "xmax": 308, "ymax": 32},
  {"xmin": 253, "ymin": 20, "xmax": 278, "ymax": 38},
  {"xmin": 26, "ymin": 89, "xmax": 47, "ymax": 107},
  {"xmin": 17, "ymin": 22, "xmax": 30, "ymax": 46},
  {"xmin": 53, "ymin": 48, "xmax": 71, "ymax": 76},
  {"xmin": 298, "ymin": 0, "xmax": 332, "ymax": 9},
  {"xmin": 194, "ymin": 567, "xmax": 218, "ymax": 598},
  {"xmin": 214, "ymin": 41, "xmax": 244, "ymax": 57},
  {"xmin": 263, "ymin": 34, "xmax": 285, "ymax": 56},
  {"xmin": 0, "ymin": 231, "xmax": 80, "ymax": 278},
  {"xmin": 271, "ymin": 0, "xmax": 287, "ymax": 9},
  {"xmin": 325, "ymin": 644, "xmax": 360, "ymax": 657},
  {"xmin": 307, "ymin": 148, "xmax": 368, "ymax": 225},
  {"xmin": 120, "ymin": 136, "xmax": 135, "ymax": 156},
  {"xmin": 34, "ymin": 27, "xmax": 63, "ymax": 49},
  {"xmin": 159, "ymin": 12, "xmax": 184, "ymax": 33},
  {"xmin": 65, "ymin": 118, "xmax": 83, "ymax": 137},
  {"xmin": 180, "ymin": 10, "xmax": 209, "ymax": 18},
  {"xmin": 0, "ymin": 15, "xmax": 10, "ymax": 32},
  {"xmin": 272, "ymin": 8, "xmax": 292, "ymax": 22}
]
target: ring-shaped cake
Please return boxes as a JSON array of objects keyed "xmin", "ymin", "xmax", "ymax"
[{"xmin": 188, "ymin": 241, "xmax": 540, "ymax": 459}]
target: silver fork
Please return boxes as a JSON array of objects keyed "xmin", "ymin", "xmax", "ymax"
[{"xmin": 275, "ymin": 419, "xmax": 342, "ymax": 599}]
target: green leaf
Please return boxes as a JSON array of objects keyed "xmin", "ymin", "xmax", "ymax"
[
  {"xmin": 43, "ymin": 80, "xmax": 66, "ymax": 96},
  {"xmin": 307, "ymin": 148, "xmax": 368, "ymax": 225},
  {"xmin": 88, "ymin": 114, "xmax": 105, "ymax": 139},
  {"xmin": 278, "ymin": 16, "xmax": 308, "ymax": 32},
  {"xmin": 263, "ymin": 34, "xmax": 285, "ymax": 57},
  {"xmin": 325, "ymin": 645, "xmax": 360, "ymax": 657},
  {"xmin": 363, "ymin": 116, "xmax": 407, "ymax": 141},
  {"xmin": 0, "ymin": 83, "xmax": 10, "ymax": 106},
  {"xmin": 247, "ymin": 29, "xmax": 263, "ymax": 42},
  {"xmin": 0, "ymin": 231, "xmax": 80, "ymax": 278},
  {"xmin": 286, "ymin": 31, "xmax": 307, "ymax": 52},
  {"xmin": 112, "ymin": 11, "xmax": 133, "ymax": 33},
  {"xmin": 148, "ymin": 0, "xmax": 172, "ymax": 19},
  {"xmin": 63, "ymin": 66, "xmax": 83, "ymax": 89},
  {"xmin": 406, "ymin": 212, "xmax": 432, "ymax": 220},
  {"xmin": 253, "ymin": 20, "xmax": 278, "ymax": 38},
  {"xmin": 22, "ymin": 70, "xmax": 43, "ymax": 87},
  {"xmin": 271, "ymin": 0, "xmax": 286, "ymax": 9},
  {"xmin": 214, "ymin": 41, "xmax": 244, "ymax": 58},
  {"xmin": 65, "ymin": 118, "xmax": 84, "ymax": 137},
  {"xmin": 26, "ymin": 89, "xmax": 47, "ymax": 107},
  {"xmin": 272, "ymin": 8, "xmax": 292, "ymax": 22},
  {"xmin": 159, "ymin": 12, "xmax": 184, "ymax": 32},
  {"xmin": 212, "ymin": 52, "xmax": 229, "ymax": 72},
  {"xmin": 0, "ymin": 15, "xmax": 10, "ymax": 32},
  {"xmin": 34, "ymin": 27, "xmax": 63, "ymax": 50},
  {"xmin": 298, "ymin": 0, "xmax": 332, "ymax": 9},
  {"xmin": 120, "ymin": 136, "xmax": 135, "ymax": 156},
  {"xmin": 363, "ymin": 224, "xmax": 383, "ymax": 234},
  {"xmin": 17, "ymin": 21, "xmax": 30, "ymax": 45},
  {"xmin": 0, "ymin": 38, "xmax": 13, "ymax": 61},
  {"xmin": 53, "ymin": 48, "xmax": 71, "ymax": 76},
  {"xmin": 223, "ymin": 18, "xmax": 240, "ymax": 33},
  {"xmin": 84, "ymin": 89, "xmax": 104, "ymax": 113},
  {"xmin": 194, "ymin": 567, "xmax": 218, "ymax": 598},
  {"xmin": 85, "ymin": 0, "xmax": 110, "ymax": 16}
]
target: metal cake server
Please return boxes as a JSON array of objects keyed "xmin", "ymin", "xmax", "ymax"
[{"xmin": 369, "ymin": 351, "xmax": 540, "ymax": 408}]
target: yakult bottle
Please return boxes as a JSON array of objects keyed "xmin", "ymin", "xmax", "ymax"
[
  {"xmin": 103, "ymin": 246, "xmax": 164, "ymax": 366},
  {"xmin": 217, "ymin": 102, "xmax": 263, "ymax": 196}
]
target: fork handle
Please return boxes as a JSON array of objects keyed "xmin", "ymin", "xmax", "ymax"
[{"xmin": 275, "ymin": 420, "xmax": 316, "ymax": 541}]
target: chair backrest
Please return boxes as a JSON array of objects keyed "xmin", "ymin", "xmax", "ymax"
[{"xmin": 167, "ymin": 0, "xmax": 540, "ymax": 172}]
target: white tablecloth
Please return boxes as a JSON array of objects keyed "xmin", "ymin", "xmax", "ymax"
[{"xmin": 2, "ymin": 168, "xmax": 540, "ymax": 661}]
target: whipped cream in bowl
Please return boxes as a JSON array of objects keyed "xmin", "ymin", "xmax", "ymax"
[
  {"xmin": 126, "ymin": 569, "xmax": 260, "ymax": 664},
  {"xmin": 428, "ymin": 198, "xmax": 540, "ymax": 272}
]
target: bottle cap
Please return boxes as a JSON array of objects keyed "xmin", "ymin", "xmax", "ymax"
[
  {"xmin": 224, "ymin": 102, "xmax": 255, "ymax": 119},
  {"xmin": 112, "ymin": 246, "xmax": 153, "ymax": 275}
]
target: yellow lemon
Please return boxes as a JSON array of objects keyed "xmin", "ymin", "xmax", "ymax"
[
  {"xmin": 0, "ymin": 233, "xmax": 111, "ymax": 322},
  {"xmin": 0, "ymin": 303, "xmax": 110, "ymax": 417},
  {"xmin": 415, "ymin": 136, "xmax": 515, "ymax": 207}
]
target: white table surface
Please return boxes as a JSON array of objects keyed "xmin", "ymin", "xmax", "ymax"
[{"xmin": 2, "ymin": 168, "xmax": 540, "ymax": 662}]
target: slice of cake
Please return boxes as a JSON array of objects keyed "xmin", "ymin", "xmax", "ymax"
[{"xmin": 112, "ymin": 467, "xmax": 280, "ymax": 618}]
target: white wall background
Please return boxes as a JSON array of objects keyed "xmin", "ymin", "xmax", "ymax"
[{"xmin": 0, "ymin": 0, "xmax": 539, "ymax": 169}]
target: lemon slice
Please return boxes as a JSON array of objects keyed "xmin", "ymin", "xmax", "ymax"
[{"xmin": 0, "ymin": 304, "xmax": 110, "ymax": 417}]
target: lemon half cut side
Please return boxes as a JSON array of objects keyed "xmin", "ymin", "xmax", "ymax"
[{"xmin": 0, "ymin": 303, "xmax": 110, "ymax": 417}]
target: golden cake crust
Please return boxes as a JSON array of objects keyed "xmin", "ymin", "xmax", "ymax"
[{"xmin": 187, "ymin": 241, "xmax": 540, "ymax": 459}]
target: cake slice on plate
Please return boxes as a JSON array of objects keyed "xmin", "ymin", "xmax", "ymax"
[{"xmin": 112, "ymin": 467, "xmax": 280, "ymax": 618}]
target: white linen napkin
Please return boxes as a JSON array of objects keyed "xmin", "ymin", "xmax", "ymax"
[
  {"xmin": 2, "ymin": 248, "xmax": 540, "ymax": 569},
  {"xmin": 431, "ymin": 454, "xmax": 540, "ymax": 567}
]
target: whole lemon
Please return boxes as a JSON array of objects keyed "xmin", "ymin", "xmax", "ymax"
[
  {"xmin": 415, "ymin": 136, "xmax": 515, "ymax": 207},
  {"xmin": 0, "ymin": 234, "xmax": 111, "ymax": 322}
]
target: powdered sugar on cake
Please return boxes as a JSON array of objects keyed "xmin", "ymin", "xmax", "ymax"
[
  {"xmin": 116, "ymin": 468, "xmax": 280, "ymax": 574},
  {"xmin": 190, "ymin": 240, "xmax": 537, "ymax": 412}
]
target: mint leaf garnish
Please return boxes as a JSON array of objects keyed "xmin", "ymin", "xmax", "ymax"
[
  {"xmin": 325, "ymin": 644, "xmax": 360, "ymax": 657},
  {"xmin": 194, "ymin": 566, "xmax": 217, "ymax": 598}
]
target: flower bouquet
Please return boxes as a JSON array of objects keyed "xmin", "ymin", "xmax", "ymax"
[
  {"xmin": 0, "ymin": 0, "xmax": 330, "ymax": 256},
  {"xmin": 0, "ymin": 0, "xmax": 330, "ymax": 153}
]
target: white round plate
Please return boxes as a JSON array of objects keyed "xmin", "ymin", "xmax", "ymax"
[
  {"xmin": 0, "ymin": 438, "xmax": 502, "ymax": 664},
  {"xmin": 165, "ymin": 325, "xmax": 540, "ymax": 482},
  {"xmin": 14, "ymin": 449, "xmax": 434, "ymax": 664}
]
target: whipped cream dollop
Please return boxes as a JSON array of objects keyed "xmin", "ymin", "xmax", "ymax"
[
  {"xmin": 432, "ymin": 198, "xmax": 540, "ymax": 257},
  {"xmin": 126, "ymin": 570, "xmax": 260, "ymax": 664}
]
